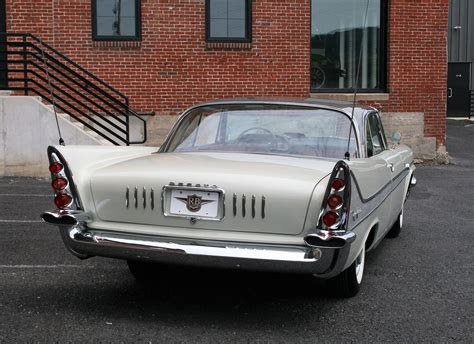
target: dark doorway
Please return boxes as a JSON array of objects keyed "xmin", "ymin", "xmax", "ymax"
[
  {"xmin": 0, "ymin": 0, "xmax": 6, "ymax": 88},
  {"xmin": 447, "ymin": 63, "xmax": 471, "ymax": 117}
]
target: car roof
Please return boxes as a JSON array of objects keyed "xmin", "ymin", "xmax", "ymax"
[{"xmin": 188, "ymin": 97, "xmax": 375, "ymax": 126}]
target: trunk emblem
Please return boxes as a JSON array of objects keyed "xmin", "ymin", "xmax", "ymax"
[{"xmin": 176, "ymin": 194, "xmax": 214, "ymax": 213}]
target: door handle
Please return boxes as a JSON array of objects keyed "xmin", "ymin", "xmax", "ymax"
[
  {"xmin": 448, "ymin": 88, "xmax": 453, "ymax": 98},
  {"xmin": 387, "ymin": 163, "xmax": 394, "ymax": 172}
]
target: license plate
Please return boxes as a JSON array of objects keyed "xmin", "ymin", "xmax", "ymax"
[{"xmin": 169, "ymin": 189, "xmax": 220, "ymax": 218}]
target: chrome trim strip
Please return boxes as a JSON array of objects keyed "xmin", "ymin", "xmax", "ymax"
[
  {"xmin": 350, "ymin": 166, "xmax": 410, "ymax": 204},
  {"xmin": 251, "ymin": 195, "xmax": 256, "ymax": 218},
  {"xmin": 233, "ymin": 193, "xmax": 237, "ymax": 216},
  {"xmin": 151, "ymin": 188, "xmax": 155, "ymax": 210},
  {"xmin": 134, "ymin": 187, "xmax": 138, "ymax": 209},
  {"xmin": 94, "ymin": 235, "xmax": 313, "ymax": 262},
  {"xmin": 261, "ymin": 196, "xmax": 266, "ymax": 219},
  {"xmin": 351, "ymin": 169, "xmax": 409, "ymax": 229},
  {"xmin": 125, "ymin": 187, "xmax": 129, "ymax": 208}
]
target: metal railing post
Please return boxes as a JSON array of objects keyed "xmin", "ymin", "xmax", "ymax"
[{"xmin": 22, "ymin": 35, "xmax": 28, "ymax": 95}]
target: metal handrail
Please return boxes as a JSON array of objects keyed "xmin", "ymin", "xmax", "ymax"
[{"xmin": 0, "ymin": 32, "xmax": 147, "ymax": 145}]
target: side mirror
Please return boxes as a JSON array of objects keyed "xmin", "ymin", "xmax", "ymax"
[{"xmin": 391, "ymin": 131, "xmax": 401, "ymax": 145}]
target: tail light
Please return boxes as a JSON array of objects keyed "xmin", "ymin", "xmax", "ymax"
[
  {"xmin": 47, "ymin": 146, "xmax": 81, "ymax": 211},
  {"xmin": 54, "ymin": 193, "xmax": 73, "ymax": 208},
  {"xmin": 318, "ymin": 161, "xmax": 351, "ymax": 231},
  {"xmin": 49, "ymin": 162, "xmax": 64, "ymax": 174},
  {"xmin": 51, "ymin": 176, "xmax": 68, "ymax": 191}
]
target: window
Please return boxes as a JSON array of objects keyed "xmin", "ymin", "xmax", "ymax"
[
  {"xmin": 205, "ymin": 0, "xmax": 251, "ymax": 42},
  {"xmin": 311, "ymin": 0, "xmax": 386, "ymax": 92},
  {"xmin": 366, "ymin": 113, "xmax": 386, "ymax": 157},
  {"xmin": 165, "ymin": 105, "xmax": 358, "ymax": 159},
  {"xmin": 92, "ymin": 0, "xmax": 141, "ymax": 40}
]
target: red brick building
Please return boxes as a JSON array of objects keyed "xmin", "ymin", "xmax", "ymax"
[{"xmin": 1, "ymin": 0, "xmax": 448, "ymax": 156}]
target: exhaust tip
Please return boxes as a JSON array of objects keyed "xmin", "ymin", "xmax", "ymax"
[
  {"xmin": 41, "ymin": 212, "xmax": 77, "ymax": 225},
  {"xmin": 304, "ymin": 234, "xmax": 346, "ymax": 248}
]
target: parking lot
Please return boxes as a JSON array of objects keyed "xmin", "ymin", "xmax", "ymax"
[{"xmin": 0, "ymin": 120, "xmax": 473, "ymax": 343}]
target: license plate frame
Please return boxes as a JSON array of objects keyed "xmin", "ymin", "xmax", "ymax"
[{"xmin": 163, "ymin": 185, "xmax": 224, "ymax": 221}]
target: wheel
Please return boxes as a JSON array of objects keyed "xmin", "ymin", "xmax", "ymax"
[
  {"xmin": 311, "ymin": 66, "xmax": 326, "ymax": 89},
  {"xmin": 386, "ymin": 209, "xmax": 403, "ymax": 238},
  {"xmin": 326, "ymin": 245, "xmax": 365, "ymax": 298},
  {"xmin": 127, "ymin": 260, "xmax": 162, "ymax": 282}
]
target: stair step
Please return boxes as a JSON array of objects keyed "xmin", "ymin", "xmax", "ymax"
[
  {"xmin": 58, "ymin": 113, "xmax": 71, "ymax": 121},
  {"xmin": 0, "ymin": 90, "xmax": 14, "ymax": 96}
]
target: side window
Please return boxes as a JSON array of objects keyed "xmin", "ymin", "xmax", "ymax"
[{"xmin": 366, "ymin": 114, "xmax": 386, "ymax": 157}]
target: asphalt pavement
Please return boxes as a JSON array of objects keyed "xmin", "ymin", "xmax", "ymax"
[{"xmin": 0, "ymin": 120, "xmax": 473, "ymax": 343}]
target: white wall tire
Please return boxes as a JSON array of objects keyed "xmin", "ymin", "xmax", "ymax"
[
  {"xmin": 327, "ymin": 245, "xmax": 365, "ymax": 298},
  {"xmin": 387, "ymin": 208, "xmax": 403, "ymax": 238}
]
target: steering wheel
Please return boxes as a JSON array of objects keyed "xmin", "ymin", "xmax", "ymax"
[{"xmin": 237, "ymin": 127, "xmax": 277, "ymax": 143}]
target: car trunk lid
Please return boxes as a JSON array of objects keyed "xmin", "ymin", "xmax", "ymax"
[{"xmin": 90, "ymin": 152, "xmax": 334, "ymax": 235}]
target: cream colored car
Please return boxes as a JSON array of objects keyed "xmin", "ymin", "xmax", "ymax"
[{"xmin": 41, "ymin": 99, "xmax": 416, "ymax": 297}]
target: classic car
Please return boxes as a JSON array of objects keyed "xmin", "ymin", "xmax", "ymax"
[{"xmin": 41, "ymin": 99, "xmax": 416, "ymax": 298}]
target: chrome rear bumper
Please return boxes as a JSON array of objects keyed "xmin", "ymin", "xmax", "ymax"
[{"xmin": 42, "ymin": 210, "xmax": 356, "ymax": 278}]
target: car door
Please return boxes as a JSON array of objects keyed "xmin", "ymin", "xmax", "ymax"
[{"xmin": 365, "ymin": 112, "xmax": 401, "ymax": 236}]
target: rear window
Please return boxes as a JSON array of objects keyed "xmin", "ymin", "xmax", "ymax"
[{"xmin": 164, "ymin": 104, "xmax": 358, "ymax": 159}]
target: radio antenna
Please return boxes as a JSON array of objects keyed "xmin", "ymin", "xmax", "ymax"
[
  {"xmin": 39, "ymin": 38, "xmax": 65, "ymax": 146},
  {"xmin": 345, "ymin": 0, "xmax": 371, "ymax": 160}
]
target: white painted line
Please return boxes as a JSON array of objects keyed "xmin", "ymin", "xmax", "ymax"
[
  {"xmin": 0, "ymin": 264, "xmax": 93, "ymax": 269},
  {"xmin": 0, "ymin": 220, "xmax": 44, "ymax": 223},
  {"xmin": 0, "ymin": 194, "xmax": 50, "ymax": 197}
]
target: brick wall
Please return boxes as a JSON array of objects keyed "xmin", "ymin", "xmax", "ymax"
[
  {"xmin": 384, "ymin": 0, "xmax": 448, "ymax": 146},
  {"xmin": 5, "ymin": 0, "xmax": 448, "ymax": 146}
]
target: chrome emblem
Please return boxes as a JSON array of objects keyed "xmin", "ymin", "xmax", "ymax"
[{"xmin": 176, "ymin": 194, "xmax": 214, "ymax": 213}]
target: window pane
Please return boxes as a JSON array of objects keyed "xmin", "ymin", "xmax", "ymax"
[
  {"xmin": 311, "ymin": 0, "xmax": 382, "ymax": 90},
  {"xmin": 95, "ymin": 0, "xmax": 138, "ymax": 38},
  {"xmin": 96, "ymin": 0, "xmax": 115, "ymax": 16},
  {"xmin": 97, "ymin": 16, "xmax": 116, "ymax": 36},
  {"xmin": 210, "ymin": 19, "xmax": 228, "ymax": 37},
  {"xmin": 120, "ymin": 17, "xmax": 136, "ymax": 36},
  {"xmin": 210, "ymin": 0, "xmax": 228, "ymax": 18},
  {"xmin": 167, "ymin": 105, "xmax": 357, "ymax": 159},
  {"xmin": 208, "ymin": 0, "xmax": 248, "ymax": 40},
  {"xmin": 121, "ymin": 0, "xmax": 135, "ymax": 15},
  {"xmin": 228, "ymin": 19, "xmax": 245, "ymax": 38},
  {"xmin": 228, "ymin": 0, "xmax": 246, "ymax": 19}
]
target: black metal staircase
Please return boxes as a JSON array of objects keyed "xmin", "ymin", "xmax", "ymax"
[{"xmin": 0, "ymin": 33, "xmax": 147, "ymax": 145}]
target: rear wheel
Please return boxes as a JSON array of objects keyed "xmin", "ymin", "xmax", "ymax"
[
  {"xmin": 386, "ymin": 209, "xmax": 403, "ymax": 238},
  {"xmin": 326, "ymin": 245, "xmax": 365, "ymax": 298}
]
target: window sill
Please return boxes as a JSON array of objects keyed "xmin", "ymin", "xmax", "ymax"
[
  {"xmin": 92, "ymin": 40, "xmax": 141, "ymax": 50},
  {"xmin": 205, "ymin": 42, "xmax": 252, "ymax": 51},
  {"xmin": 309, "ymin": 93, "xmax": 389, "ymax": 102}
]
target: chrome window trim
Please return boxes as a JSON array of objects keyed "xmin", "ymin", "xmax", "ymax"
[{"xmin": 158, "ymin": 101, "xmax": 363, "ymax": 159}]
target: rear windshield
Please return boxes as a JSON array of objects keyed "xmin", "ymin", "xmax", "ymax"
[{"xmin": 163, "ymin": 104, "xmax": 358, "ymax": 159}]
